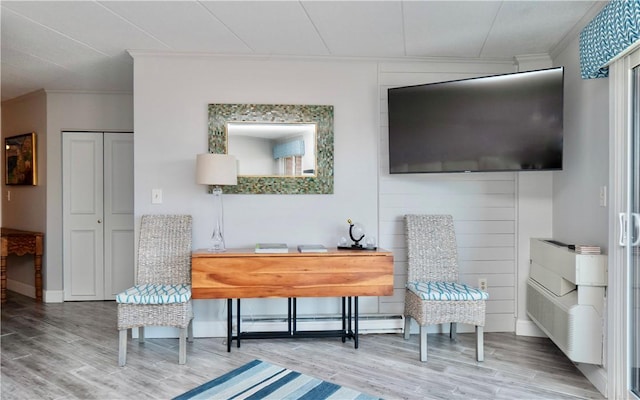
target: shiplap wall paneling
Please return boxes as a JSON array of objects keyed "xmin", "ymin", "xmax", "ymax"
[{"xmin": 377, "ymin": 60, "xmax": 518, "ymax": 332}]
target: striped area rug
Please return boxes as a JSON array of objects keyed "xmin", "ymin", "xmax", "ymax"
[{"xmin": 173, "ymin": 359, "xmax": 381, "ymax": 400}]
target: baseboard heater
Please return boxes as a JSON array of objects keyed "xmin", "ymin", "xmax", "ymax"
[
  {"xmin": 527, "ymin": 238, "xmax": 607, "ymax": 365},
  {"xmin": 238, "ymin": 314, "xmax": 404, "ymax": 334}
]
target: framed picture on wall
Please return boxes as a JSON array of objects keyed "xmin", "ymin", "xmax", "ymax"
[{"xmin": 5, "ymin": 132, "xmax": 37, "ymax": 186}]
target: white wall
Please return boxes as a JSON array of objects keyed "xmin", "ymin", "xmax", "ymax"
[
  {"xmin": 131, "ymin": 54, "xmax": 380, "ymax": 334},
  {"xmin": 132, "ymin": 53, "xmax": 569, "ymax": 337},
  {"xmin": 4, "ymin": 49, "xmax": 607, "ymax": 348},
  {"xmin": 552, "ymin": 35, "xmax": 610, "ymax": 395},
  {"xmin": 45, "ymin": 91, "xmax": 133, "ymax": 301},
  {"xmin": 377, "ymin": 59, "xmax": 551, "ymax": 333},
  {"xmin": 230, "ymin": 135, "xmax": 275, "ymax": 175},
  {"xmin": 1, "ymin": 90, "xmax": 47, "ymax": 294},
  {"xmin": 514, "ymin": 55, "xmax": 554, "ymax": 338},
  {"xmin": 553, "ymin": 41, "xmax": 609, "ymax": 250},
  {"xmin": 1, "ymin": 90, "xmax": 133, "ymax": 302}
]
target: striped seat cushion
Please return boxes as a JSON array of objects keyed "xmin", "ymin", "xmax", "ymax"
[
  {"xmin": 407, "ymin": 281, "xmax": 489, "ymax": 301},
  {"xmin": 115, "ymin": 284, "xmax": 191, "ymax": 304}
]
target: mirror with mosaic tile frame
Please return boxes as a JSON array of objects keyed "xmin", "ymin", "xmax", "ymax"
[{"xmin": 207, "ymin": 103, "xmax": 334, "ymax": 194}]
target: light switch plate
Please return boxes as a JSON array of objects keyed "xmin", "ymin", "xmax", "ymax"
[
  {"xmin": 152, "ymin": 189, "xmax": 162, "ymax": 204},
  {"xmin": 599, "ymin": 186, "xmax": 607, "ymax": 207}
]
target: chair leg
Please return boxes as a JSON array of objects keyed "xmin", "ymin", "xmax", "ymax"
[
  {"xmin": 403, "ymin": 316, "xmax": 411, "ymax": 340},
  {"xmin": 138, "ymin": 326, "xmax": 145, "ymax": 343},
  {"xmin": 450, "ymin": 322, "xmax": 457, "ymax": 340},
  {"xmin": 419, "ymin": 325, "xmax": 427, "ymax": 362},
  {"xmin": 476, "ymin": 325, "xmax": 484, "ymax": 362},
  {"xmin": 118, "ymin": 329, "xmax": 128, "ymax": 367},
  {"xmin": 187, "ymin": 319, "xmax": 194, "ymax": 343},
  {"xmin": 179, "ymin": 328, "xmax": 187, "ymax": 365}
]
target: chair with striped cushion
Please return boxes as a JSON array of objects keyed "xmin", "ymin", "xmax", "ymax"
[
  {"xmin": 116, "ymin": 215, "xmax": 194, "ymax": 366},
  {"xmin": 403, "ymin": 214, "xmax": 489, "ymax": 362}
]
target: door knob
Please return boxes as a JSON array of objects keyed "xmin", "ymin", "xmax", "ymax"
[{"xmin": 98, "ymin": 219, "xmax": 102, "ymax": 224}]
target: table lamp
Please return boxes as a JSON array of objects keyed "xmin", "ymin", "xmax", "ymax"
[{"xmin": 196, "ymin": 153, "xmax": 237, "ymax": 252}]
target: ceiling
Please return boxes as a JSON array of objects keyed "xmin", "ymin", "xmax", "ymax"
[{"xmin": 1, "ymin": 1, "xmax": 606, "ymax": 102}]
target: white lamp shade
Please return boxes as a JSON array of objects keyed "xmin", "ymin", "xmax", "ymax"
[{"xmin": 196, "ymin": 154, "xmax": 238, "ymax": 185}]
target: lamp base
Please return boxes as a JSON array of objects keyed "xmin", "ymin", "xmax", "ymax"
[{"xmin": 210, "ymin": 186, "xmax": 226, "ymax": 252}]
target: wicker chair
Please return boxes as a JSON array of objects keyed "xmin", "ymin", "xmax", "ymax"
[
  {"xmin": 403, "ymin": 214, "xmax": 488, "ymax": 362},
  {"xmin": 116, "ymin": 215, "xmax": 194, "ymax": 366}
]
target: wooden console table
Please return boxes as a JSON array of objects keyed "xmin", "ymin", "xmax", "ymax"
[
  {"xmin": 1, "ymin": 228, "xmax": 44, "ymax": 303},
  {"xmin": 192, "ymin": 248, "xmax": 394, "ymax": 351}
]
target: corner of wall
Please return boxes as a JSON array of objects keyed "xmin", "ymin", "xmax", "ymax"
[
  {"xmin": 515, "ymin": 172, "xmax": 553, "ymax": 336},
  {"xmin": 513, "ymin": 55, "xmax": 555, "ymax": 337}
]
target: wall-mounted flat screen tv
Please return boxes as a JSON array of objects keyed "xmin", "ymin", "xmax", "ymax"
[{"xmin": 387, "ymin": 67, "xmax": 564, "ymax": 174}]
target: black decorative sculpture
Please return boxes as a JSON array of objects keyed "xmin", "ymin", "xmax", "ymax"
[
  {"xmin": 338, "ymin": 219, "xmax": 376, "ymax": 250},
  {"xmin": 347, "ymin": 218, "xmax": 365, "ymax": 248}
]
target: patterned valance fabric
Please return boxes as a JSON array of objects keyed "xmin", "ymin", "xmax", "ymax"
[
  {"xmin": 579, "ymin": 0, "xmax": 640, "ymax": 79},
  {"xmin": 273, "ymin": 139, "xmax": 305, "ymax": 159}
]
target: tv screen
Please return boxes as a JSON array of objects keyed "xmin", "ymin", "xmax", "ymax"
[{"xmin": 387, "ymin": 67, "xmax": 564, "ymax": 174}]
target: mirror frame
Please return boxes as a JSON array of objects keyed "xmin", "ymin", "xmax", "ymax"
[{"xmin": 208, "ymin": 103, "xmax": 334, "ymax": 194}]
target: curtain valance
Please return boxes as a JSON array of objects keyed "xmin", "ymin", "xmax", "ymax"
[
  {"xmin": 273, "ymin": 140, "xmax": 305, "ymax": 159},
  {"xmin": 579, "ymin": 0, "xmax": 640, "ymax": 79}
]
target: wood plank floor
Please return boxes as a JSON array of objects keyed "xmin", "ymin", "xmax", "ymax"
[{"xmin": 1, "ymin": 291, "xmax": 604, "ymax": 400}]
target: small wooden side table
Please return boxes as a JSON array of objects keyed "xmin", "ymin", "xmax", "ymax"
[{"xmin": 1, "ymin": 228, "xmax": 44, "ymax": 303}]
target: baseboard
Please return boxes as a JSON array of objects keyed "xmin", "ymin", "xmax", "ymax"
[
  {"xmin": 6, "ymin": 279, "xmax": 35, "ymax": 299},
  {"xmin": 241, "ymin": 315, "xmax": 404, "ymax": 335},
  {"xmin": 6, "ymin": 280, "xmax": 64, "ymax": 303},
  {"xmin": 139, "ymin": 313, "xmax": 518, "ymax": 339},
  {"xmin": 515, "ymin": 319, "xmax": 548, "ymax": 337},
  {"xmin": 576, "ymin": 363, "xmax": 607, "ymax": 397},
  {"xmin": 44, "ymin": 290, "xmax": 64, "ymax": 303}
]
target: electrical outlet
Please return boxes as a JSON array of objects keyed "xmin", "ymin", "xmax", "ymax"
[{"xmin": 478, "ymin": 278, "xmax": 488, "ymax": 291}]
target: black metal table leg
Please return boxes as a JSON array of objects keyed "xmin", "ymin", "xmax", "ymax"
[
  {"xmin": 293, "ymin": 298, "xmax": 297, "ymax": 334},
  {"xmin": 354, "ymin": 296, "xmax": 359, "ymax": 349},
  {"xmin": 348, "ymin": 296, "xmax": 353, "ymax": 341},
  {"xmin": 287, "ymin": 298, "xmax": 292, "ymax": 334},
  {"xmin": 236, "ymin": 299, "xmax": 241, "ymax": 348},
  {"xmin": 227, "ymin": 298, "xmax": 232, "ymax": 352},
  {"xmin": 224, "ymin": 296, "xmax": 361, "ymax": 350},
  {"xmin": 341, "ymin": 297, "xmax": 347, "ymax": 342}
]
